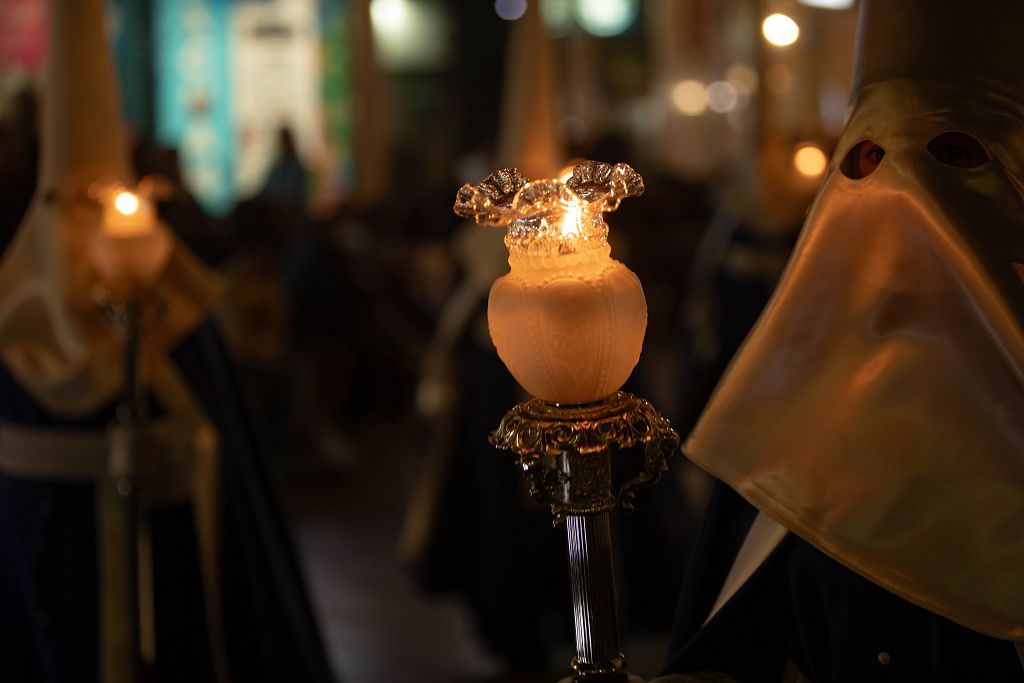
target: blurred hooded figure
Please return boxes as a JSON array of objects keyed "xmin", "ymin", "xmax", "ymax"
[
  {"xmin": 660, "ymin": 0, "xmax": 1024, "ymax": 681},
  {"xmin": 257, "ymin": 127, "xmax": 308, "ymax": 211},
  {"xmin": 0, "ymin": 1, "xmax": 333, "ymax": 682}
]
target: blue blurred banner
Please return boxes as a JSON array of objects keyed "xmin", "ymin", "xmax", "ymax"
[
  {"xmin": 111, "ymin": 0, "xmax": 154, "ymax": 135},
  {"xmin": 153, "ymin": 0, "xmax": 235, "ymax": 214}
]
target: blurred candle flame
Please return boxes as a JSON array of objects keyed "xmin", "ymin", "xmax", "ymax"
[
  {"xmin": 113, "ymin": 190, "xmax": 141, "ymax": 216},
  {"xmin": 91, "ymin": 185, "xmax": 171, "ymax": 291},
  {"xmin": 102, "ymin": 186, "xmax": 155, "ymax": 237}
]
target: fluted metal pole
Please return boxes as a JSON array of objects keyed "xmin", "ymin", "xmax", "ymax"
[
  {"xmin": 565, "ymin": 513, "xmax": 626, "ymax": 681},
  {"xmin": 489, "ymin": 392, "xmax": 679, "ymax": 682}
]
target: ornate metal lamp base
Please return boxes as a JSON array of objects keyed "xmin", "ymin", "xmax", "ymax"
[{"xmin": 490, "ymin": 391, "xmax": 680, "ymax": 682}]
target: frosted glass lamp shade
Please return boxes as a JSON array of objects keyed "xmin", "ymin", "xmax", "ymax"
[
  {"xmin": 456, "ymin": 161, "xmax": 648, "ymax": 404},
  {"xmin": 90, "ymin": 228, "xmax": 172, "ymax": 293},
  {"xmin": 488, "ymin": 248, "xmax": 646, "ymax": 403},
  {"xmin": 90, "ymin": 188, "xmax": 172, "ymax": 293}
]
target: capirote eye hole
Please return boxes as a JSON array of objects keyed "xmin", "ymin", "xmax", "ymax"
[
  {"xmin": 840, "ymin": 140, "xmax": 885, "ymax": 179},
  {"xmin": 927, "ymin": 131, "xmax": 990, "ymax": 168}
]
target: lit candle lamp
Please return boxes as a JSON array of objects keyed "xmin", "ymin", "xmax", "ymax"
[
  {"xmin": 90, "ymin": 186, "xmax": 172, "ymax": 294},
  {"xmin": 459, "ymin": 161, "xmax": 679, "ymax": 682},
  {"xmin": 455, "ymin": 160, "xmax": 647, "ymax": 404}
]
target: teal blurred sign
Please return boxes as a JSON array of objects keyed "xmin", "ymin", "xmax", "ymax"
[{"xmin": 153, "ymin": 0, "xmax": 235, "ymax": 214}]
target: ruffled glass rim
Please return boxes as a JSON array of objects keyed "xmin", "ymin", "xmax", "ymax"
[{"xmin": 453, "ymin": 160, "xmax": 644, "ymax": 261}]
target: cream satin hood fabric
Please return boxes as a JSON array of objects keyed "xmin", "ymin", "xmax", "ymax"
[{"xmin": 685, "ymin": 76, "xmax": 1024, "ymax": 640}]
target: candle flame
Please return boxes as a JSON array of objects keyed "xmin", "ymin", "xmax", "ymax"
[
  {"xmin": 113, "ymin": 191, "xmax": 141, "ymax": 216},
  {"xmin": 560, "ymin": 202, "xmax": 582, "ymax": 238}
]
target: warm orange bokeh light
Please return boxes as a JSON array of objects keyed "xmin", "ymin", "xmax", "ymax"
[{"xmin": 794, "ymin": 145, "xmax": 828, "ymax": 177}]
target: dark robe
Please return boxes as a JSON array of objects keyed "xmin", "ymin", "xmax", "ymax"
[
  {"xmin": 0, "ymin": 321, "xmax": 334, "ymax": 683},
  {"xmin": 664, "ymin": 481, "xmax": 1023, "ymax": 683},
  {"xmin": 415, "ymin": 307, "xmax": 567, "ymax": 670}
]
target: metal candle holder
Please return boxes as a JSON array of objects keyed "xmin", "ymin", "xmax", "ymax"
[
  {"xmin": 490, "ymin": 391, "xmax": 679, "ymax": 681},
  {"xmin": 455, "ymin": 161, "xmax": 679, "ymax": 680}
]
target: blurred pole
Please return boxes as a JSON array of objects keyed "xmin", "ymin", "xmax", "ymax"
[
  {"xmin": 645, "ymin": 0, "xmax": 721, "ymax": 179},
  {"xmin": 107, "ymin": 301, "xmax": 149, "ymax": 683},
  {"xmin": 497, "ymin": 0, "xmax": 564, "ymax": 179},
  {"xmin": 755, "ymin": 0, "xmax": 769, "ymax": 147},
  {"xmin": 349, "ymin": 0, "xmax": 395, "ymax": 204}
]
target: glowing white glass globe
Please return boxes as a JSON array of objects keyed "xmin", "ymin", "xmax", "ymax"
[{"xmin": 455, "ymin": 161, "xmax": 648, "ymax": 404}]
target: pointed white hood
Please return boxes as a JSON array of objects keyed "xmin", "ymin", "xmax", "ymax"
[
  {"xmin": 0, "ymin": 0, "xmax": 220, "ymax": 416},
  {"xmin": 685, "ymin": 0, "xmax": 1024, "ymax": 639}
]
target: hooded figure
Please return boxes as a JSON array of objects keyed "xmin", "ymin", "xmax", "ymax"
[
  {"xmin": 661, "ymin": 1, "xmax": 1024, "ymax": 681},
  {"xmin": 0, "ymin": 1, "xmax": 333, "ymax": 681}
]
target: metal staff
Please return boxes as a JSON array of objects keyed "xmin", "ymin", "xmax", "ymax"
[{"xmin": 491, "ymin": 392, "xmax": 679, "ymax": 682}]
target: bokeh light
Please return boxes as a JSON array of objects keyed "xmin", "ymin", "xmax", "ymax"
[
  {"xmin": 706, "ymin": 81, "xmax": 739, "ymax": 113},
  {"xmin": 370, "ymin": 0, "xmax": 449, "ymax": 71},
  {"xmin": 798, "ymin": 0, "xmax": 853, "ymax": 8},
  {"xmin": 370, "ymin": 0, "xmax": 409, "ymax": 31},
  {"xmin": 574, "ymin": 0, "xmax": 638, "ymax": 37},
  {"xmin": 672, "ymin": 80, "xmax": 707, "ymax": 116},
  {"xmin": 762, "ymin": 13, "xmax": 800, "ymax": 46},
  {"xmin": 495, "ymin": 0, "xmax": 528, "ymax": 21},
  {"xmin": 725, "ymin": 63, "xmax": 758, "ymax": 99},
  {"xmin": 794, "ymin": 144, "xmax": 828, "ymax": 177}
]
